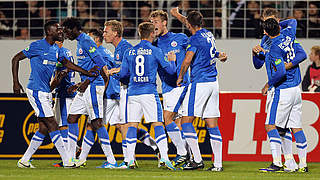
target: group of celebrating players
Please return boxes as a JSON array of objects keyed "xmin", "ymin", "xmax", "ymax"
[{"xmin": 11, "ymin": 6, "xmax": 308, "ymax": 173}]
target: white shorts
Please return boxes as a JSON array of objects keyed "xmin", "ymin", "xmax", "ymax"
[
  {"xmin": 127, "ymin": 94, "xmax": 163, "ymax": 123},
  {"xmin": 265, "ymin": 86, "xmax": 302, "ymax": 128},
  {"xmin": 182, "ymin": 81, "xmax": 220, "ymax": 119},
  {"xmin": 163, "ymin": 86, "xmax": 188, "ymax": 115},
  {"xmin": 119, "ymin": 86, "xmax": 128, "ymax": 124},
  {"xmin": 54, "ymin": 97, "xmax": 73, "ymax": 126},
  {"xmin": 69, "ymin": 85, "xmax": 104, "ymax": 121},
  {"xmin": 103, "ymin": 99, "xmax": 120, "ymax": 125},
  {"xmin": 26, "ymin": 88, "xmax": 54, "ymax": 118}
]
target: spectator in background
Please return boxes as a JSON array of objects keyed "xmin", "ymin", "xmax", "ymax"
[
  {"xmin": 0, "ymin": 10, "xmax": 12, "ymax": 38},
  {"xmin": 76, "ymin": 0, "xmax": 91, "ymax": 26},
  {"xmin": 30, "ymin": 6, "xmax": 54, "ymax": 38},
  {"xmin": 200, "ymin": 0, "xmax": 213, "ymax": 33},
  {"xmin": 214, "ymin": 13, "xmax": 222, "ymax": 38},
  {"xmin": 16, "ymin": 28, "xmax": 29, "ymax": 40},
  {"xmin": 138, "ymin": 3, "xmax": 152, "ymax": 24},
  {"xmin": 83, "ymin": 19, "xmax": 101, "ymax": 33},
  {"xmin": 302, "ymin": 46, "xmax": 320, "ymax": 92},
  {"xmin": 171, "ymin": 0, "xmax": 192, "ymax": 36},
  {"xmin": 308, "ymin": 2, "xmax": 320, "ymax": 38},
  {"xmin": 228, "ymin": 0, "xmax": 245, "ymax": 38},
  {"xmin": 292, "ymin": 3, "xmax": 307, "ymax": 38},
  {"xmin": 246, "ymin": 0, "xmax": 263, "ymax": 38}
]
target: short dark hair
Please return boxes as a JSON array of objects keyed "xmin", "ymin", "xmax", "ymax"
[
  {"xmin": 262, "ymin": 8, "xmax": 279, "ymax": 19},
  {"xmin": 44, "ymin": 20, "xmax": 58, "ymax": 35},
  {"xmin": 187, "ymin": 11, "xmax": 203, "ymax": 28},
  {"xmin": 61, "ymin": 17, "xmax": 82, "ymax": 31},
  {"xmin": 88, "ymin": 28, "xmax": 103, "ymax": 43},
  {"xmin": 262, "ymin": 18, "xmax": 280, "ymax": 36},
  {"xmin": 138, "ymin": 22, "xmax": 154, "ymax": 39}
]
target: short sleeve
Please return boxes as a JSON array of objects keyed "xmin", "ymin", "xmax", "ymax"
[
  {"xmin": 82, "ymin": 39, "xmax": 100, "ymax": 59},
  {"xmin": 22, "ymin": 41, "xmax": 41, "ymax": 59},
  {"xmin": 179, "ymin": 33, "xmax": 189, "ymax": 49},
  {"xmin": 156, "ymin": 48, "xmax": 171, "ymax": 68},
  {"xmin": 186, "ymin": 37, "xmax": 197, "ymax": 53}
]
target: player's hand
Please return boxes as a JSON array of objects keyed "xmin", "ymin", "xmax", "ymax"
[
  {"xmin": 167, "ymin": 51, "xmax": 176, "ymax": 61},
  {"xmin": 252, "ymin": 45, "xmax": 265, "ymax": 56},
  {"xmin": 13, "ymin": 81, "xmax": 24, "ymax": 94},
  {"xmin": 87, "ymin": 65, "xmax": 99, "ymax": 77},
  {"xmin": 77, "ymin": 79, "xmax": 90, "ymax": 93},
  {"xmin": 170, "ymin": 7, "xmax": 179, "ymax": 18},
  {"xmin": 219, "ymin": 52, "xmax": 227, "ymax": 62},
  {"xmin": 261, "ymin": 83, "xmax": 269, "ymax": 95},
  {"xmin": 176, "ymin": 77, "xmax": 183, "ymax": 87},
  {"xmin": 107, "ymin": 68, "xmax": 120, "ymax": 76},
  {"xmin": 67, "ymin": 83, "xmax": 80, "ymax": 94}
]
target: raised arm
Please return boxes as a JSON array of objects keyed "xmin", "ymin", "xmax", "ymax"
[
  {"xmin": 170, "ymin": 7, "xmax": 188, "ymax": 27},
  {"xmin": 12, "ymin": 51, "xmax": 27, "ymax": 94}
]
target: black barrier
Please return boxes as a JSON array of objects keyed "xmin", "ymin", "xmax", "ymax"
[{"xmin": 0, "ymin": 93, "xmax": 212, "ymax": 159}]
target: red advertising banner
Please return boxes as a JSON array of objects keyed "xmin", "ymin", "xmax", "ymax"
[{"xmin": 218, "ymin": 92, "xmax": 320, "ymax": 162}]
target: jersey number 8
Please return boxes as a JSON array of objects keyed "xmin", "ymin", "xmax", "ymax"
[{"xmin": 135, "ymin": 55, "xmax": 145, "ymax": 76}]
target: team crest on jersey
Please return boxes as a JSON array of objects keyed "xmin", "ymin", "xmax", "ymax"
[
  {"xmin": 56, "ymin": 51, "xmax": 58, "ymax": 59},
  {"xmin": 171, "ymin": 41, "xmax": 177, "ymax": 47},
  {"xmin": 25, "ymin": 46, "xmax": 29, "ymax": 51},
  {"xmin": 79, "ymin": 48, "xmax": 83, "ymax": 54},
  {"xmin": 116, "ymin": 53, "xmax": 120, "ymax": 60}
]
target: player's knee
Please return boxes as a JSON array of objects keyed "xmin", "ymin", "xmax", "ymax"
[
  {"xmin": 276, "ymin": 126, "xmax": 289, "ymax": 137},
  {"xmin": 67, "ymin": 114, "xmax": 79, "ymax": 124},
  {"xmin": 91, "ymin": 118, "xmax": 103, "ymax": 131},
  {"xmin": 265, "ymin": 124, "xmax": 276, "ymax": 132}
]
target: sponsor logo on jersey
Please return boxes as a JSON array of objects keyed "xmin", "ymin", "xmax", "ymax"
[
  {"xmin": 171, "ymin": 41, "xmax": 177, "ymax": 47},
  {"xmin": 25, "ymin": 46, "xmax": 29, "ymax": 51},
  {"xmin": 89, "ymin": 47, "xmax": 96, "ymax": 53},
  {"xmin": 275, "ymin": 58, "xmax": 282, "ymax": 65}
]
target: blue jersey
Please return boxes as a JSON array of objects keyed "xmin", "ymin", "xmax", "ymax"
[
  {"xmin": 253, "ymin": 19, "xmax": 306, "ymax": 70},
  {"xmin": 96, "ymin": 46, "xmax": 120, "ymax": 99},
  {"xmin": 156, "ymin": 32, "xmax": 190, "ymax": 94},
  {"xmin": 187, "ymin": 29, "xmax": 220, "ymax": 83},
  {"xmin": 268, "ymin": 28, "xmax": 302, "ymax": 89},
  {"xmin": 76, "ymin": 33, "xmax": 104, "ymax": 86},
  {"xmin": 113, "ymin": 38, "xmax": 133, "ymax": 85},
  {"xmin": 55, "ymin": 47, "xmax": 76, "ymax": 98},
  {"xmin": 22, "ymin": 38, "xmax": 60, "ymax": 92},
  {"xmin": 118, "ymin": 40, "xmax": 176, "ymax": 96}
]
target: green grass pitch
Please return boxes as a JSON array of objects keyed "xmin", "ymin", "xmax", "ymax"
[{"xmin": 0, "ymin": 160, "xmax": 319, "ymax": 180}]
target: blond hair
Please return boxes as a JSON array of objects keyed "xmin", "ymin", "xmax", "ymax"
[
  {"xmin": 104, "ymin": 20, "xmax": 123, "ymax": 37},
  {"xmin": 149, "ymin": 10, "xmax": 168, "ymax": 22}
]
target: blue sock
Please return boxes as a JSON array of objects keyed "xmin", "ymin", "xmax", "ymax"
[
  {"xmin": 267, "ymin": 129, "xmax": 282, "ymax": 166},
  {"xmin": 68, "ymin": 123, "xmax": 79, "ymax": 159},
  {"xmin": 79, "ymin": 129, "xmax": 95, "ymax": 160},
  {"xmin": 97, "ymin": 126, "xmax": 115, "ymax": 164},
  {"xmin": 207, "ymin": 127, "xmax": 222, "ymax": 167},
  {"xmin": 126, "ymin": 127, "xmax": 138, "ymax": 162},
  {"xmin": 154, "ymin": 125, "xmax": 169, "ymax": 160},
  {"xmin": 50, "ymin": 130, "xmax": 68, "ymax": 164},
  {"xmin": 294, "ymin": 130, "xmax": 307, "ymax": 168},
  {"xmin": 60, "ymin": 129, "xmax": 68, "ymax": 144},
  {"xmin": 181, "ymin": 123, "xmax": 202, "ymax": 163}
]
